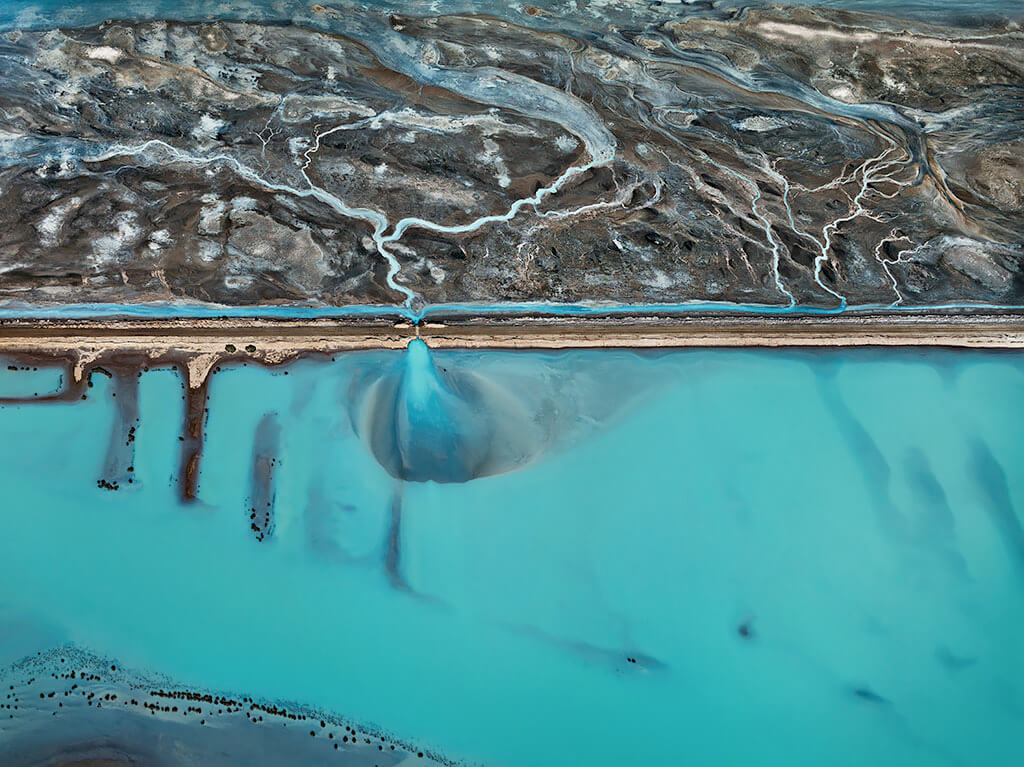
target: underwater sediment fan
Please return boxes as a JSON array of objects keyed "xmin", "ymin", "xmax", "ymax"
[
  {"xmin": 0, "ymin": 347, "xmax": 223, "ymax": 501},
  {"xmin": 350, "ymin": 339, "xmax": 539, "ymax": 482},
  {"xmin": 179, "ymin": 366, "xmax": 211, "ymax": 503},
  {"xmin": 347, "ymin": 338, "xmax": 664, "ymax": 483}
]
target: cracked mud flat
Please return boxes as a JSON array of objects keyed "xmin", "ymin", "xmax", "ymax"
[{"xmin": 0, "ymin": 0, "xmax": 1022, "ymax": 313}]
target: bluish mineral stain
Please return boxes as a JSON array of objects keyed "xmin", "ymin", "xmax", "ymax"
[
  {"xmin": 0, "ymin": 346, "xmax": 1022, "ymax": 766},
  {"xmin": 356, "ymin": 338, "xmax": 494, "ymax": 483}
]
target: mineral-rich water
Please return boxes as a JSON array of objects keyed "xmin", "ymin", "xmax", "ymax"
[{"xmin": 1, "ymin": 345, "xmax": 1022, "ymax": 765}]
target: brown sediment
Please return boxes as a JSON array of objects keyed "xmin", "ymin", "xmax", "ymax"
[{"xmin": 180, "ymin": 366, "xmax": 209, "ymax": 503}]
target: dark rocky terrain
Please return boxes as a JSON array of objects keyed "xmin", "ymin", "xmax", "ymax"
[{"xmin": 0, "ymin": 1, "xmax": 1021, "ymax": 310}]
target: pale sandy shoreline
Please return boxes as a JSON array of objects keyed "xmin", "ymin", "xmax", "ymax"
[{"xmin": 1, "ymin": 313, "xmax": 1023, "ymax": 389}]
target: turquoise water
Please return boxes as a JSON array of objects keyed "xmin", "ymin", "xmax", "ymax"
[{"xmin": 1, "ymin": 345, "xmax": 1022, "ymax": 765}]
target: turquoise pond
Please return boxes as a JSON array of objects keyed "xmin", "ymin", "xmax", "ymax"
[{"xmin": 0, "ymin": 344, "xmax": 1022, "ymax": 765}]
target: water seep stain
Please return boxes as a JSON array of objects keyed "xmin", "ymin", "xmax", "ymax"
[{"xmin": 1, "ymin": 646, "xmax": 454, "ymax": 766}]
